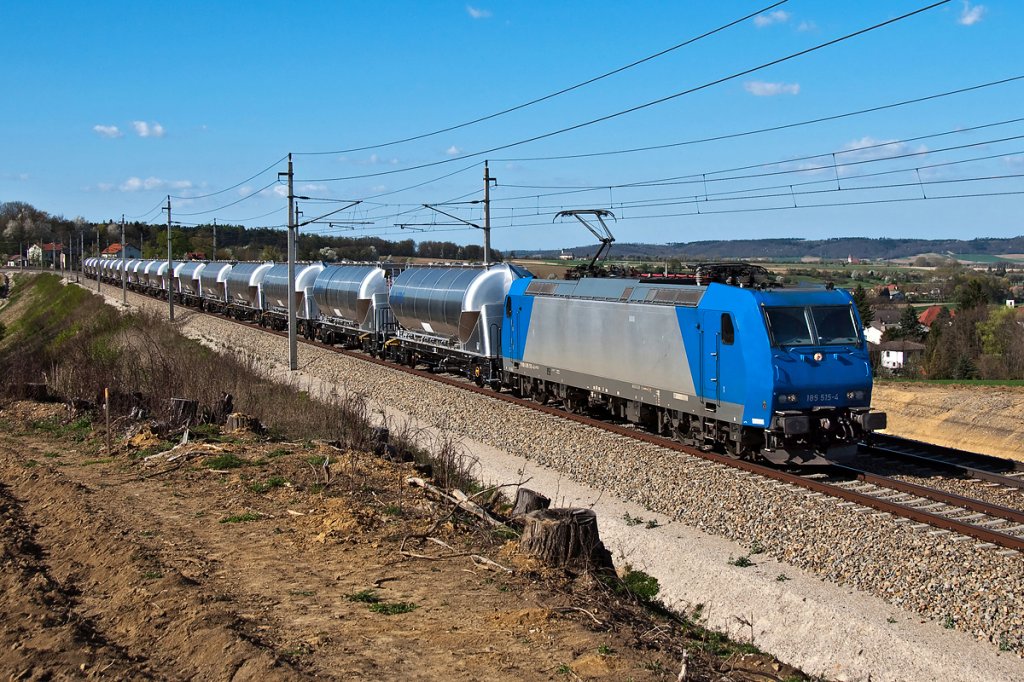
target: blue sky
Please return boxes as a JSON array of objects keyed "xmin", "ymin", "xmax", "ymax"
[{"xmin": 2, "ymin": 1, "xmax": 1023, "ymax": 252}]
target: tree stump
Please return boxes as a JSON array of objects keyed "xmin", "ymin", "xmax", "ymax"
[
  {"xmin": 170, "ymin": 398, "xmax": 198, "ymax": 426},
  {"xmin": 511, "ymin": 488, "xmax": 551, "ymax": 518},
  {"xmin": 21, "ymin": 383, "xmax": 49, "ymax": 401},
  {"xmin": 519, "ymin": 508, "xmax": 613, "ymax": 572},
  {"xmin": 215, "ymin": 393, "xmax": 234, "ymax": 423},
  {"xmin": 226, "ymin": 413, "xmax": 263, "ymax": 434}
]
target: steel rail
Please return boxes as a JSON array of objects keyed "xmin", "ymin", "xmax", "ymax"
[
  {"xmin": 830, "ymin": 464, "xmax": 1024, "ymax": 526},
  {"xmin": 862, "ymin": 438, "xmax": 1024, "ymax": 490},
  {"xmin": 85, "ymin": 275, "xmax": 1024, "ymax": 552}
]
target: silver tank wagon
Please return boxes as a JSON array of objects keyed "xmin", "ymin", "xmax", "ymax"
[
  {"xmin": 389, "ymin": 263, "xmax": 527, "ymax": 360},
  {"xmin": 225, "ymin": 262, "xmax": 274, "ymax": 312},
  {"xmin": 128, "ymin": 259, "xmax": 147, "ymax": 285},
  {"xmin": 311, "ymin": 263, "xmax": 398, "ymax": 350},
  {"xmin": 175, "ymin": 262, "xmax": 206, "ymax": 297},
  {"xmin": 142, "ymin": 260, "xmax": 163, "ymax": 289},
  {"xmin": 262, "ymin": 263, "xmax": 325, "ymax": 320},
  {"xmin": 312, "ymin": 264, "xmax": 394, "ymax": 330},
  {"xmin": 198, "ymin": 262, "xmax": 233, "ymax": 303}
]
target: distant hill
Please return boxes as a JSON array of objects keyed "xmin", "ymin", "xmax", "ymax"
[{"xmin": 526, "ymin": 237, "xmax": 1024, "ymax": 262}]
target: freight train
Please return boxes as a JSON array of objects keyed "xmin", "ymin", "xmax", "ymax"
[{"xmin": 83, "ymin": 257, "xmax": 885, "ymax": 465}]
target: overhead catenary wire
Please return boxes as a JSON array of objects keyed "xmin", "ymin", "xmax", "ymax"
[
  {"xmin": 174, "ymin": 178, "xmax": 280, "ymax": 217},
  {"xmin": 492, "ymin": 75, "xmax": 1024, "ymax": 163},
  {"xmin": 300, "ymin": 0, "xmax": 951, "ymax": 183},
  {"xmin": 485, "ymin": 130, "xmax": 1024, "ymax": 206},
  {"xmin": 300, "ymin": 186, "xmax": 1024, "ymax": 241},
  {"xmin": 169, "ymin": 154, "xmax": 289, "ymax": 200},
  {"xmin": 487, "ymin": 149, "xmax": 1024, "ymax": 215},
  {"xmin": 496, "ymin": 115, "xmax": 1024, "ymax": 191},
  {"xmin": 293, "ymin": 1, "xmax": 789, "ymax": 156}
]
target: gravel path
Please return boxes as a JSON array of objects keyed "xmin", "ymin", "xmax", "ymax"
[{"xmin": 92, "ymin": 282, "xmax": 1024, "ymax": 659}]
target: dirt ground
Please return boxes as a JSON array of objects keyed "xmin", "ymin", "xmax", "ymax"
[
  {"xmin": 0, "ymin": 400, "xmax": 803, "ymax": 681},
  {"xmin": 872, "ymin": 382, "xmax": 1024, "ymax": 461}
]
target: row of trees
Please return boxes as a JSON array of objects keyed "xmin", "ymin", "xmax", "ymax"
[{"xmin": 1, "ymin": 201, "xmax": 501, "ymax": 265}]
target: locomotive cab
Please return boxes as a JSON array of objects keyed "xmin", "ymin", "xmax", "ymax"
[{"xmin": 756, "ymin": 292, "xmax": 886, "ymax": 464}]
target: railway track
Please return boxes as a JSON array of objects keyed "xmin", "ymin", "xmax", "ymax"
[
  {"xmin": 89, "ymin": 278, "xmax": 1024, "ymax": 553},
  {"xmin": 862, "ymin": 432, "xmax": 1024, "ymax": 490}
]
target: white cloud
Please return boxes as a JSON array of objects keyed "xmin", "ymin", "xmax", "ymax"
[
  {"xmin": 97, "ymin": 183, "xmax": 114, "ymax": 192},
  {"xmin": 753, "ymin": 10, "xmax": 790, "ymax": 27},
  {"xmin": 1003, "ymin": 155, "xmax": 1024, "ymax": 168},
  {"xmin": 446, "ymin": 145, "xmax": 462, "ymax": 156},
  {"xmin": 835, "ymin": 137, "xmax": 929, "ymax": 174},
  {"xmin": 238, "ymin": 186, "xmax": 253, "ymax": 197},
  {"xmin": 120, "ymin": 177, "xmax": 143, "ymax": 192},
  {"xmin": 466, "ymin": 5, "xmax": 491, "ymax": 19},
  {"xmin": 744, "ymin": 81, "xmax": 800, "ymax": 96},
  {"xmin": 93, "ymin": 124, "xmax": 123, "ymax": 138},
  {"xmin": 272, "ymin": 185, "xmax": 288, "ymax": 198},
  {"xmin": 958, "ymin": 1, "xmax": 985, "ymax": 25},
  {"xmin": 116, "ymin": 176, "xmax": 191, "ymax": 192},
  {"xmin": 796, "ymin": 20, "xmax": 816, "ymax": 32},
  {"xmin": 299, "ymin": 183, "xmax": 327, "ymax": 193},
  {"xmin": 132, "ymin": 121, "xmax": 166, "ymax": 138}
]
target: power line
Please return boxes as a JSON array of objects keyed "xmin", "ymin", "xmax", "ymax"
[
  {"xmin": 301, "ymin": 1, "xmax": 951, "ymax": 183},
  {"xmin": 293, "ymin": 1, "xmax": 788, "ymax": 156},
  {"xmin": 297, "ymin": 185, "xmax": 1024, "ymax": 241},
  {"xmin": 174, "ymin": 179, "xmax": 280, "ymax": 217},
  {"xmin": 493, "ymin": 76, "xmax": 1024, "ymax": 163},
  {"xmin": 487, "ymin": 131, "xmax": 1024, "ymax": 206},
  {"xmin": 169, "ymin": 155, "xmax": 288, "ymax": 200},
  {"xmin": 491, "ymin": 149, "xmax": 1024, "ymax": 214},
  {"xmin": 496, "ymin": 117, "xmax": 1024, "ymax": 192},
  {"xmin": 127, "ymin": 197, "xmax": 168, "ymax": 221}
]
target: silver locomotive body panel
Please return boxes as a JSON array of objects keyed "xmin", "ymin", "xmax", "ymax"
[{"xmin": 511, "ymin": 294, "xmax": 745, "ymax": 422}]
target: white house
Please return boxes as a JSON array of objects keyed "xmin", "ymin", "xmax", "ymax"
[{"xmin": 878, "ymin": 340, "xmax": 926, "ymax": 371}]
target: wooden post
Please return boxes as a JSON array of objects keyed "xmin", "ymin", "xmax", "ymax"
[{"xmin": 104, "ymin": 387, "xmax": 111, "ymax": 455}]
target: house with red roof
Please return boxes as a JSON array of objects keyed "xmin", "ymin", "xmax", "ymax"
[
  {"xmin": 100, "ymin": 243, "xmax": 141, "ymax": 259},
  {"xmin": 917, "ymin": 305, "xmax": 953, "ymax": 329}
]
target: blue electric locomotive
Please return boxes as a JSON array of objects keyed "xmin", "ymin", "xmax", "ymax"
[{"xmin": 500, "ymin": 265, "xmax": 886, "ymax": 465}]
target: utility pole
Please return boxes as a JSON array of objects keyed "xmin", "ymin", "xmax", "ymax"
[
  {"xmin": 164, "ymin": 196, "xmax": 174, "ymax": 321},
  {"xmin": 79, "ymin": 232, "xmax": 84, "ymax": 283},
  {"xmin": 121, "ymin": 214, "xmax": 127, "ymax": 305},
  {"xmin": 278, "ymin": 154, "xmax": 297, "ymax": 371},
  {"xmin": 483, "ymin": 160, "xmax": 496, "ymax": 266},
  {"xmin": 212, "ymin": 218, "xmax": 217, "ymax": 261}
]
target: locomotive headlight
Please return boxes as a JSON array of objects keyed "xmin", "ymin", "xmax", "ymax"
[{"xmin": 846, "ymin": 390, "xmax": 865, "ymax": 401}]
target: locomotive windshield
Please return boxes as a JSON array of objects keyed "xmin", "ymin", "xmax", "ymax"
[{"xmin": 764, "ymin": 305, "xmax": 860, "ymax": 347}]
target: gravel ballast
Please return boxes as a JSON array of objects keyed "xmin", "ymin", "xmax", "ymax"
[{"xmin": 88, "ymin": 282, "xmax": 1024, "ymax": 680}]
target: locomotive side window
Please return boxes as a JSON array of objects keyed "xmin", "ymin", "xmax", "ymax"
[
  {"xmin": 721, "ymin": 313, "xmax": 734, "ymax": 345},
  {"xmin": 811, "ymin": 306, "xmax": 860, "ymax": 345},
  {"xmin": 764, "ymin": 307, "xmax": 813, "ymax": 346}
]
